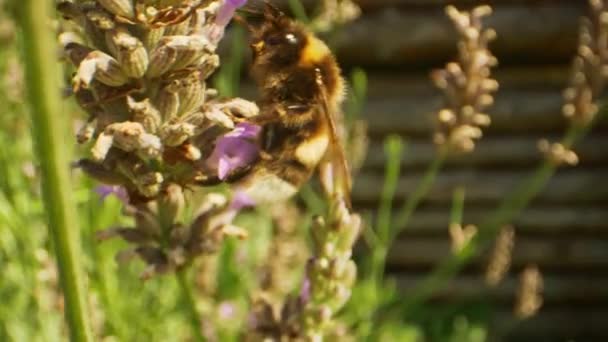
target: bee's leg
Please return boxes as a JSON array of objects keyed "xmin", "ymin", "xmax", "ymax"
[
  {"xmin": 249, "ymin": 111, "xmax": 280, "ymax": 125},
  {"xmin": 194, "ymin": 164, "xmax": 254, "ymax": 186}
]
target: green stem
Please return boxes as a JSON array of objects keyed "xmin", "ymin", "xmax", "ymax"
[
  {"xmin": 391, "ymin": 147, "xmax": 448, "ymax": 241},
  {"xmin": 371, "ymin": 136, "xmax": 404, "ymax": 281},
  {"xmin": 399, "ymin": 122, "xmax": 592, "ymax": 314},
  {"xmin": 177, "ymin": 268, "xmax": 206, "ymax": 342},
  {"xmin": 18, "ymin": 1, "xmax": 93, "ymax": 341},
  {"xmin": 450, "ymin": 187, "xmax": 465, "ymax": 227}
]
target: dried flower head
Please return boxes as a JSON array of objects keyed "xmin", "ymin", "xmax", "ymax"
[
  {"xmin": 485, "ymin": 225, "xmax": 515, "ymax": 286},
  {"xmin": 433, "ymin": 5, "xmax": 498, "ymax": 153},
  {"xmin": 311, "ymin": 0, "xmax": 361, "ymax": 33},
  {"xmin": 301, "ymin": 195, "xmax": 361, "ymax": 339},
  {"xmin": 515, "ymin": 265, "xmax": 544, "ymax": 319},
  {"xmin": 538, "ymin": 139, "xmax": 579, "ymax": 166},
  {"xmin": 448, "ymin": 223, "xmax": 477, "ymax": 253},
  {"xmin": 562, "ymin": 0, "xmax": 608, "ymax": 125},
  {"xmin": 59, "ymin": 0, "xmax": 260, "ymax": 276}
]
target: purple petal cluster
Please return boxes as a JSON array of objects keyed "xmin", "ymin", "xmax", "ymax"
[
  {"xmin": 95, "ymin": 185, "xmax": 129, "ymax": 204},
  {"xmin": 208, "ymin": 0, "xmax": 248, "ymax": 44},
  {"xmin": 207, "ymin": 122, "xmax": 261, "ymax": 181},
  {"xmin": 229, "ymin": 190, "xmax": 256, "ymax": 210},
  {"xmin": 216, "ymin": 0, "xmax": 248, "ymax": 26}
]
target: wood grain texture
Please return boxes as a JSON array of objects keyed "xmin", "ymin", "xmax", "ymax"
[
  {"xmin": 493, "ymin": 309, "xmax": 608, "ymax": 341},
  {"xmin": 364, "ymin": 133, "xmax": 608, "ymax": 169},
  {"xmin": 387, "ymin": 236, "xmax": 608, "ymax": 268},
  {"xmin": 395, "ymin": 273, "xmax": 608, "ymax": 303},
  {"xmin": 383, "ymin": 205, "xmax": 608, "ymax": 235},
  {"xmin": 363, "ymin": 90, "xmax": 608, "ymax": 137},
  {"xmin": 331, "ymin": 3, "xmax": 583, "ymax": 67},
  {"xmin": 353, "ymin": 169, "xmax": 608, "ymax": 205}
]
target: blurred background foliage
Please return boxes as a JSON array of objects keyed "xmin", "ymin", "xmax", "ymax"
[{"xmin": 2, "ymin": 0, "xmax": 607, "ymax": 341}]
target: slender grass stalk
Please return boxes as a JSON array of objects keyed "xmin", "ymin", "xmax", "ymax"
[
  {"xmin": 449, "ymin": 187, "xmax": 465, "ymax": 227},
  {"xmin": 399, "ymin": 121, "xmax": 594, "ymax": 314},
  {"xmin": 376, "ymin": 136, "xmax": 405, "ymax": 242},
  {"xmin": 158, "ymin": 201, "xmax": 205, "ymax": 342},
  {"xmin": 18, "ymin": 0, "xmax": 93, "ymax": 341},
  {"xmin": 391, "ymin": 147, "xmax": 448, "ymax": 241},
  {"xmin": 287, "ymin": 0, "xmax": 310, "ymax": 24},
  {"xmin": 371, "ymin": 135, "xmax": 404, "ymax": 281},
  {"xmin": 177, "ymin": 269, "xmax": 206, "ymax": 342}
]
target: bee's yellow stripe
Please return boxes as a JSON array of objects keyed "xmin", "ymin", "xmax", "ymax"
[{"xmin": 298, "ymin": 36, "xmax": 330, "ymax": 66}]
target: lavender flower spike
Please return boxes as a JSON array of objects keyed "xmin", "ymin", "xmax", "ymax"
[{"xmin": 206, "ymin": 122, "xmax": 261, "ymax": 181}]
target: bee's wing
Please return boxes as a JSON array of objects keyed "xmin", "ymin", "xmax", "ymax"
[{"xmin": 316, "ymin": 70, "xmax": 352, "ymax": 204}]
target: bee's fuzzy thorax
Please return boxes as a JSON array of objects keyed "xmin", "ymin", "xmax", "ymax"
[{"xmin": 229, "ymin": 4, "xmax": 349, "ymax": 203}]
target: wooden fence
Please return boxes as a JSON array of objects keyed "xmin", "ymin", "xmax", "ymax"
[{"xmin": 331, "ymin": 0, "xmax": 608, "ymax": 341}]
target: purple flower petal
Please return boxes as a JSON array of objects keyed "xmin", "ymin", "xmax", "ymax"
[
  {"xmin": 206, "ymin": 0, "xmax": 249, "ymax": 45},
  {"xmin": 229, "ymin": 190, "xmax": 256, "ymax": 210},
  {"xmin": 218, "ymin": 301, "xmax": 236, "ymax": 319},
  {"xmin": 206, "ymin": 123, "xmax": 261, "ymax": 181},
  {"xmin": 218, "ymin": 156, "xmax": 231, "ymax": 180},
  {"xmin": 226, "ymin": 122, "xmax": 262, "ymax": 139},
  {"xmin": 299, "ymin": 276, "xmax": 311, "ymax": 304},
  {"xmin": 95, "ymin": 185, "xmax": 129, "ymax": 204},
  {"xmin": 216, "ymin": 0, "xmax": 248, "ymax": 26}
]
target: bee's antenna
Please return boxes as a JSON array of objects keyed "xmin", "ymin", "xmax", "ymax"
[
  {"xmin": 233, "ymin": 14, "xmax": 254, "ymax": 32},
  {"xmin": 262, "ymin": 0, "xmax": 284, "ymax": 19},
  {"xmin": 236, "ymin": 7, "xmax": 263, "ymax": 17}
]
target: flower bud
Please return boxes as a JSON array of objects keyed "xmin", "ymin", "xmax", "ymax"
[
  {"xmin": 127, "ymin": 96, "xmax": 161, "ymax": 133},
  {"xmin": 98, "ymin": 0, "xmax": 135, "ymax": 19},
  {"xmin": 107, "ymin": 28, "xmax": 149, "ymax": 78},
  {"xmin": 73, "ymin": 51, "xmax": 129, "ymax": 90},
  {"xmin": 159, "ymin": 183, "xmax": 185, "ymax": 226}
]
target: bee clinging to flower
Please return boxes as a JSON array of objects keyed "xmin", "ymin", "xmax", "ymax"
[{"xmin": 201, "ymin": 2, "xmax": 351, "ymax": 205}]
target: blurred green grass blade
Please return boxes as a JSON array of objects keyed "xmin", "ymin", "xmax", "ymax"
[
  {"xmin": 449, "ymin": 187, "xmax": 465, "ymax": 226},
  {"xmin": 346, "ymin": 68, "xmax": 368, "ymax": 125},
  {"xmin": 376, "ymin": 135, "xmax": 404, "ymax": 244},
  {"xmin": 287, "ymin": 0, "xmax": 310, "ymax": 24},
  {"xmin": 392, "ymin": 147, "xmax": 448, "ymax": 241},
  {"xmin": 177, "ymin": 269, "xmax": 206, "ymax": 342},
  {"xmin": 215, "ymin": 26, "xmax": 245, "ymax": 97},
  {"xmin": 18, "ymin": 0, "xmax": 93, "ymax": 340}
]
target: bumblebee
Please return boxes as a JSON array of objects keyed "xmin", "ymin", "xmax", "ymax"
[{"xmin": 205, "ymin": 3, "xmax": 351, "ymax": 204}]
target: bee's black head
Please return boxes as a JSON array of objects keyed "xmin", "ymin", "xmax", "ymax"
[{"xmin": 240, "ymin": 2, "xmax": 307, "ymax": 69}]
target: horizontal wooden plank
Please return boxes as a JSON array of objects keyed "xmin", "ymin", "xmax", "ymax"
[
  {"xmin": 363, "ymin": 134, "xmax": 608, "ymax": 169},
  {"xmin": 353, "ymin": 169, "xmax": 608, "ymax": 205},
  {"xmin": 362, "ymin": 66, "xmax": 570, "ymax": 100},
  {"xmin": 492, "ymin": 309, "xmax": 608, "ymax": 341},
  {"xmin": 331, "ymin": 3, "xmax": 582, "ymax": 67},
  {"xmin": 387, "ymin": 237, "xmax": 608, "ymax": 268},
  {"xmin": 385, "ymin": 205, "xmax": 608, "ymax": 235},
  {"xmin": 363, "ymin": 90, "xmax": 608, "ymax": 136},
  {"xmin": 395, "ymin": 273, "xmax": 608, "ymax": 303}
]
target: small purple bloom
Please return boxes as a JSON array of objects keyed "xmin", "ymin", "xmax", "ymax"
[
  {"xmin": 299, "ymin": 276, "xmax": 311, "ymax": 304},
  {"xmin": 206, "ymin": 122, "xmax": 261, "ymax": 181},
  {"xmin": 95, "ymin": 185, "xmax": 129, "ymax": 204},
  {"xmin": 208, "ymin": 0, "xmax": 248, "ymax": 44},
  {"xmin": 218, "ymin": 301, "xmax": 237, "ymax": 319},
  {"xmin": 216, "ymin": 0, "xmax": 248, "ymax": 26},
  {"xmin": 225, "ymin": 122, "xmax": 261, "ymax": 139},
  {"xmin": 229, "ymin": 190, "xmax": 256, "ymax": 210}
]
